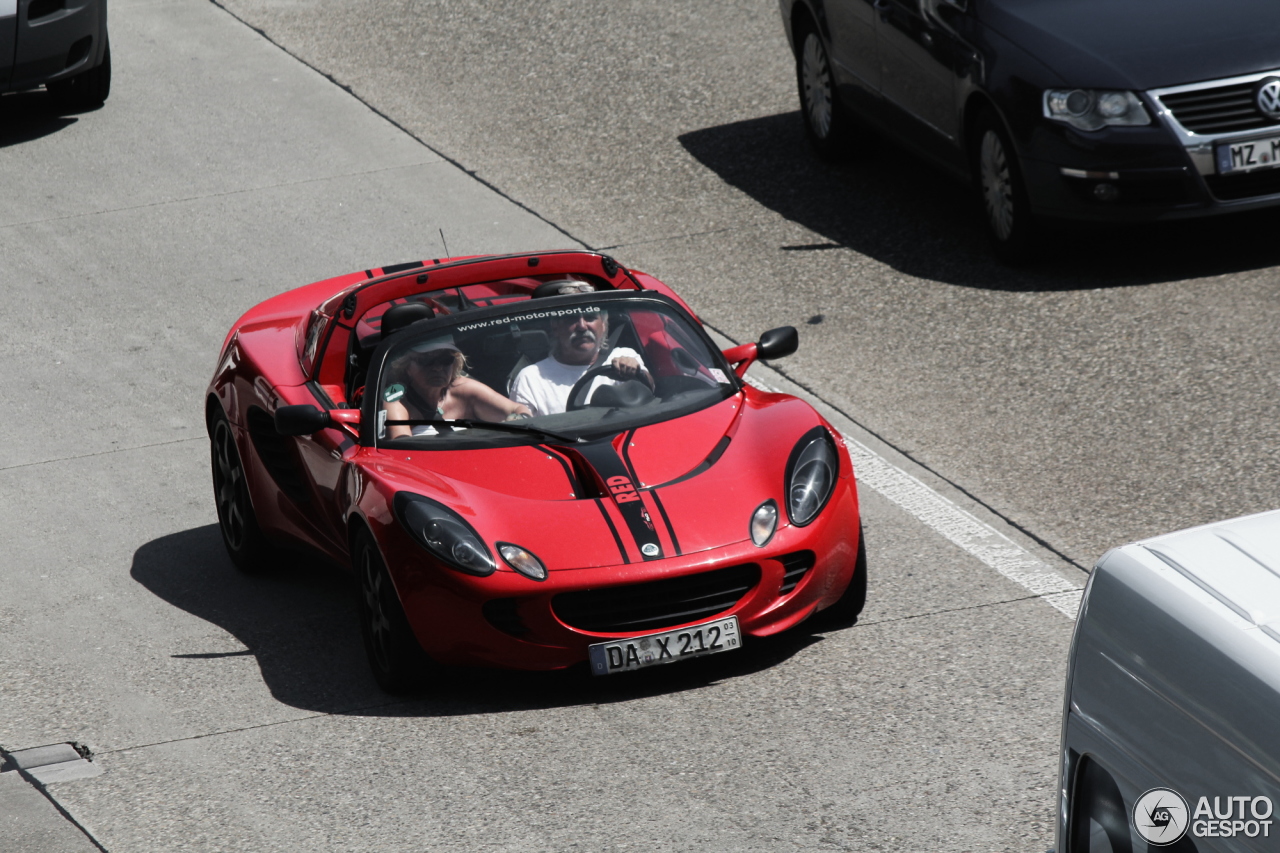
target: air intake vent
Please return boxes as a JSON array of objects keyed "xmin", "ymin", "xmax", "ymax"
[
  {"xmin": 28, "ymin": 0, "xmax": 65, "ymax": 20},
  {"xmin": 483, "ymin": 598, "xmax": 529, "ymax": 636},
  {"xmin": 1159, "ymin": 83, "xmax": 1278, "ymax": 135},
  {"xmin": 246, "ymin": 406, "xmax": 310, "ymax": 504},
  {"xmin": 1205, "ymin": 168, "xmax": 1280, "ymax": 200},
  {"xmin": 553, "ymin": 564, "xmax": 760, "ymax": 633},
  {"xmin": 778, "ymin": 550, "xmax": 816, "ymax": 594}
]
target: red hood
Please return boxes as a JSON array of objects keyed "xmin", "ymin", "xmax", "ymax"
[{"xmin": 361, "ymin": 393, "xmax": 830, "ymax": 571}]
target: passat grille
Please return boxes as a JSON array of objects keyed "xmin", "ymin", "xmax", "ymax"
[
  {"xmin": 553, "ymin": 564, "xmax": 760, "ymax": 633},
  {"xmin": 778, "ymin": 551, "xmax": 816, "ymax": 595},
  {"xmin": 1159, "ymin": 83, "xmax": 1278, "ymax": 134}
]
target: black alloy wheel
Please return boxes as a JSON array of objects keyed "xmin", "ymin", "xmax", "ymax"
[
  {"xmin": 48, "ymin": 37, "xmax": 111, "ymax": 112},
  {"xmin": 795, "ymin": 21, "xmax": 858, "ymax": 161},
  {"xmin": 972, "ymin": 109, "xmax": 1040, "ymax": 264},
  {"xmin": 355, "ymin": 531, "xmax": 431, "ymax": 693},
  {"xmin": 211, "ymin": 410, "xmax": 273, "ymax": 573},
  {"xmin": 814, "ymin": 524, "xmax": 868, "ymax": 627}
]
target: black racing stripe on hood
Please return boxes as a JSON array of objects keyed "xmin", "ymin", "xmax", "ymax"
[
  {"xmin": 647, "ymin": 489, "xmax": 681, "ymax": 556},
  {"xmin": 594, "ymin": 498, "xmax": 630, "ymax": 564},
  {"xmin": 576, "ymin": 438, "xmax": 664, "ymax": 561},
  {"xmin": 618, "ymin": 430, "xmax": 682, "ymax": 556},
  {"xmin": 535, "ymin": 445, "xmax": 582, "ymax": 498}
]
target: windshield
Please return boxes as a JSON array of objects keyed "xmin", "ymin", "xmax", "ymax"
[{"xmin": 369, "ymin": 292, "xmax": 739, "ymax": 448}]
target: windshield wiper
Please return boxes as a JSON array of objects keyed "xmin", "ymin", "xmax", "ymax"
[{"xmin": 385, "ymin": 418, "xmax": 583, "ymax": 444}]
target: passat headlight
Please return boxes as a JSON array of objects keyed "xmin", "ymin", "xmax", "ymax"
[
  {"xmin": 393, "ymin": 492, "xmax": 495, "ymax": 576},
  {"xmin": 785, "ymin": 428, "xmax": 838, "ymax": 527},
  {"xmin": 1043, "ymin": 89, "xmax": 1150, "ymax": 131},
  {"xmin": 497, "ymin": 542, "xmax": 547, "ymax": 581},
  {"xmin": 750, "ymin": 500, "xmax": 778, "ymax": 547}
]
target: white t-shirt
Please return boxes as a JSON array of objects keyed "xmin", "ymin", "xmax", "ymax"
[{"xmin": 511, "ymin": 347, "xmax": 646, "ymax": 416}]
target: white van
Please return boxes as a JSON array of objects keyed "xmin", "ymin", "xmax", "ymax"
[
  {"xmin": 1059, "ymin": 510, "xmax": 1280, "ymax": 852},
  {"xmin": 2, "ymin": 0, "xmax": 109, "ymax": 110}
]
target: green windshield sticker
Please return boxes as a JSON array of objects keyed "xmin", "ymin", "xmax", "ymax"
[{"xmin": 384, "ymin": 383, "xmax": 405, "ymax": 402}]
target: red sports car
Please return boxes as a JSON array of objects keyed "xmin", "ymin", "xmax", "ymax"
[{"xmin": 206, "ymin": 250, "xmax": 864, "ymax": 691}]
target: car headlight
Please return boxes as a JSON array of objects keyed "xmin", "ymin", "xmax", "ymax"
[
  {"xmin": 393, "ymin": 492, "xmax": 495, "ymax": 576},
  {"xmin": 1043, "ymin": 89, "xmax": 1150, "ymax": 131},
  {"xmin": 498, "ymin": 542, "xmax": 547, "ymax": 581},
  {"xmin": 785, "ymin": 428, "xmax": 838, "ymax": 527},
  {"xmin": 750, "ymin": 500, "xmax": 778, "ymax": 547}
]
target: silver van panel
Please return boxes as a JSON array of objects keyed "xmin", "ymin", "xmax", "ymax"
[{"xmin": 1059, "ymin": 509, "xmax": 1280, "ymax": 853}]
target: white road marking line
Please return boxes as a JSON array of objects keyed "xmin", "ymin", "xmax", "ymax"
[{"xmin": 744, "ymin": 376, "xmax": 1083, "ymax": 619}]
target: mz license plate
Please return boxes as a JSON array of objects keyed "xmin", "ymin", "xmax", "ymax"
[
  {"xmin": 1217, "ymin": 135, "xmax": 1280, "ymax": 174},
  {"xmin": 588, "ymin": 616, "xmax": 740, "ymax": 676}
]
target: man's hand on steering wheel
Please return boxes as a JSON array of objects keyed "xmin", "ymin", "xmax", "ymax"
[{"xmin": 607, "ymin": 356, "xmax": 653, "ymax": 389}]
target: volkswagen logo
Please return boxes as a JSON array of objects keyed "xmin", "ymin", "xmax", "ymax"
[{"xmin": 1256, "ymin": 77, "xmax": 1280, "ymax": 121}]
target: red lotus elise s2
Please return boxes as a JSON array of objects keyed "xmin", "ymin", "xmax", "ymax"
[{"xmin": 206, "ymin": 250, "xmax": 864, "ymax": 691}]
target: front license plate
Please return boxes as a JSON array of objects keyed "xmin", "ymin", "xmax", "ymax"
[
  {"xmin": 1217, "ymin": 135, "xmax": 1280, "ymax": 174},
  {"xmin": 588, "ymin": 616, "xmax": 740, "ymax": 676}
]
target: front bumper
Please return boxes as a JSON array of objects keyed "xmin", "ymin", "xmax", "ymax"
[
  {"xmin": 1022, "ymin": 90, "xmax": 1280, "ymax": 222},
  {"xmin": 384, "ymin": 481, "xmax": 861, "ymax": 670}
]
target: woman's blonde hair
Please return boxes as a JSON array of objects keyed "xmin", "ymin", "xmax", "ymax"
[{"xmin": 393, "ymin": 348, "xmax": 468, "ymax": 386}]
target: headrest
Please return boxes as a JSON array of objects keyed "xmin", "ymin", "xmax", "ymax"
[
  {"xmin": 532, "ymin": 279, "xmax": 596, "ymax": 299},
  {"xmin": 381, "ymin": 302, "xmax": 435, "ymax": 339}
]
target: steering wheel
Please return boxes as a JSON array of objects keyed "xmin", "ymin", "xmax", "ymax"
[{"xmin": 566, "ymin": 365, "xmax": 618, "ymax": 411}]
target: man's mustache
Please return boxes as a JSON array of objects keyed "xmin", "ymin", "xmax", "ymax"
[{"xmin": 570, "ymin": 329, "xmax": 597, "ymax": 344}]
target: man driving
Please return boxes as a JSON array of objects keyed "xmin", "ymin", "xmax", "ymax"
[{"xmin": 511, "ymin": 284, "xmax": 650, "ymax": 416}]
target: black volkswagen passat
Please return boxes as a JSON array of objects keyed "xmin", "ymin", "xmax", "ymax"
[{"xmin": 780, "ymin": 0, "xmax": 1280, "ymax": 261}]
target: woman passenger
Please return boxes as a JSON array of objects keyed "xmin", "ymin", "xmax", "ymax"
[{"xmin": 383, "ymin": 340, "xmax": 530, "ymax": 437}]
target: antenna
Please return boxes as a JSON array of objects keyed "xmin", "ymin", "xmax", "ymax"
[{"xmin": 438, "ymin": 228, "xmax": 451, "ymax": 258}]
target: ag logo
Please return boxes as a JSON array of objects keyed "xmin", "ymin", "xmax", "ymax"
[
  {"xmin": 1134, "ymin": 788, "xmax": 1190, "ymax": 846},
  {"xmin": 641, "ymin": 543, "xmax": 660, "ymax": 557},
  {"xmin": 1256, "ymin": 77, "xmax": 1280, "ymax": 121}
]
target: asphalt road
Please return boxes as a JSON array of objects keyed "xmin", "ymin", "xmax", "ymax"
[{"xmin": 3, "ymin": 0, "xmax": 1270, "ymax": 850}]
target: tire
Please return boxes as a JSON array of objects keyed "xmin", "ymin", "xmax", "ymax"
[
  {"xmin": 816, "ymin": 524, "xmax": 867, "ymax": 627},
  {"xmin": 210, "ymin": 409, "xmax": 275, "ymax": 574},
  {"xmin": 972, "ymin": 109, "xmax": 1040, "ymax": 264},
  {"xmin": 48, "ymin": 36, "xmax": 111, "ymax": 112},
  {"xmin": 795, "ymin": 21, "xmax": 858, "ymax": 161},
  {"xmin": 355, "ymin": 530, "xmax": 431, "ymax": 693}
]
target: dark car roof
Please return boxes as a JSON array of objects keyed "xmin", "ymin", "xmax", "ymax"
[{"xmin": 980, "ymin": 0, "xmax": 1280, "ymax": 89}]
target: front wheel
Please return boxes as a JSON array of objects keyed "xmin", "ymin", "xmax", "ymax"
[
  {"xmin": 210, "ymin": 409, "xmax": 274, "ymax": 573},
  {"xmin": 48, "ymin": 37, "xmax": 111, "ymax": 112},
  {"xmin": 795, "ymin": 24, "xmax": 859, "ymax": 161},
  {"xmin": 972, "ymin": 110, "xmax": 1040, "ymax": 264},
  {"xmin": 355, "ymin": 531, "xmax": 432, "ymax": 693}
]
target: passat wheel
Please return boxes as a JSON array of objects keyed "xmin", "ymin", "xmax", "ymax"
[
  {"xmin": 210, "ymin": 409, "xmax": 273, "ymax": 573},
  {"xmin": 973, "ymin": 110, "xmax": 1040, "ymax": 264},
  {"xmin": 815, "ymin": 524, "xmax": 867, "ymax": 627},
  {"xmin": 795, "ymin": 21, "xmax": 857, "ymax": 161},
  {"xmin": 355, "ymin": 530, "xmax": 430, "ymax": 693}
]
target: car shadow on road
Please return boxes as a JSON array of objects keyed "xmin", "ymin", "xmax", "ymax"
[
  {"xmin": 133, "ymin": 525, "xmax": 831, "ymax": 717},
  {"xmin": 0, "ymin": 91, "xmax": 78, "ymax": 149},
  {"xmin": 679, "ymin": 111, "xmax": 1280, "ymax": 291}
]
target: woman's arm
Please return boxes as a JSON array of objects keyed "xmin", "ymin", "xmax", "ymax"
[
  {"xmin": 454, "ymin": 378, "xmax": 532, "ymax": 422},
  {"xmin": 384, "ymin": 400, "xmax": 412, "ymax": 438}
]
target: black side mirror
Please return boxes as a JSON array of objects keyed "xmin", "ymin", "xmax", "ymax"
[
  {"xmin": 275, "ymin": 404, "xmax": 331, "ymax": 436},
  {"xmin": 757, "ymin": 326, "xmax": 799, "ymax": 361}
]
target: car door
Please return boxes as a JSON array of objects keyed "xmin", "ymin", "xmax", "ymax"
[
  {"xmin": 0, "ymin": 0, "xmax": 15, "ymax": 90},
  {"xmin": 824, "ymin": 0, "xmax": 881, "ymax": 96},
  {"xmin": 874, "ymin": 0, "xmax": 967, "ymax": 146}
]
